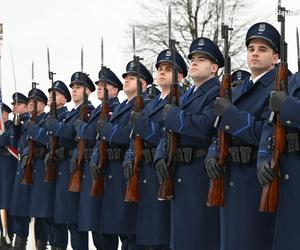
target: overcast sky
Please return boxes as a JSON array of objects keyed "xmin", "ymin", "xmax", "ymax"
[{"xmin": 0, "ymin": 0, "xmax": 299, "ymax": 108}]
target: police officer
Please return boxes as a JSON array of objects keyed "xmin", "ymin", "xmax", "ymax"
[
  {"xmin": 153, "ymin": 37, "xmax": 223, "ymax": 250},
  {"xmin": 205, "ymin": 22, "xmax": 280, "ymax": 250},
  {"xmin": 123, "ymin": 48, "xmax": 187, "ymax": 250},
  {"xmin": 0, "ymin": 103, "xmax": 17, "ymax": 248},
  {"xmin": 94, "ymin": 61, "xmax": 152, "ymax": 249},
  {"xmin": 45, "ymin": 72, "xmax": 95, "ymax": 250},
  {"xmin": 24, "ymin": 81, "xmax": 70, "ymax": 250},
  {"xmin": 75, "ymin": 67, "xmax": 121, "ymax": 250},
  {"xmin": 9, "ymin": 93, "xmax": 31, "ymax": 250},
  {"xmin": 257, "ymin": 71, "xmax": 300, "ymax": 250},
  {"xmin": 231, "ymin": 70, "xmax": 251, "ymax": 88}
]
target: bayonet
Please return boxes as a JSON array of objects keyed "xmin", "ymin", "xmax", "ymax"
[{"xmin": 297, "ymin": 27, "xmax": 300, "ymax": 71}]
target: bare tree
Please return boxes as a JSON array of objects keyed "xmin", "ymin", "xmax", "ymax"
[{"xmin": 130, "ymin": 0, "xmax": 255, "ymax": 72}]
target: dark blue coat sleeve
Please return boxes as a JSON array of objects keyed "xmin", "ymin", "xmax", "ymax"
[
  {"xmin": 164, "ymin": 104, "xmax": 216, "ymax": 139},
  {"xmin": 101, "ymin": 122, "xmax": 132, "ymax": 145},
  {"xmin": 280, "ymin": 96, "xmax": 300, "ymax": 128}
]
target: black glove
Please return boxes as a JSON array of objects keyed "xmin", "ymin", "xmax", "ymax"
[
  {"xmin": 269, "ymin": 90, "xmax": 287, "ymax": 112},
  {"xmin": 45, "ymin": 115, "xmax": 58, "ymax": 129},
  {"xmin": 257, "ymin": 161, "xmax": 275, "ymax": 186},
  {"xmin": 155, "ymin": 159, "xmax": 168, "ymax": 182},
  {"xmin": 21, "ymin": 155, "xmax": 29, "ymax": 169},
  {"xmin": 89, "ymin": 162, "xmax": 100, "ymax": 180},
  {"xmin": 214, "ymin": 97, "xmax": 231, "ymax": 117},
  {"xmin": 74, "ymin": 119, "xmax": 85, "ymax": 131},
  {"xmin": 162, "ymin": 104, "xmax": 173, "ymax": 121},
  {"xmin": 129, "ymin": 111, "xmax": 143, "ymax": 126},
  {"xmin": 204, "ymin": 158, "xmax": 224, "ymax": 179},
  {"xmin": 123, "ymin": 161, "xmax": 134, "ymax": 179},
  {"xmin": 96, "ymin": 119, "xmax": 106, "ymax": 133},
  {"xmin": 69, "ymin": 157, "xmax": 77, "ymax": 174}
]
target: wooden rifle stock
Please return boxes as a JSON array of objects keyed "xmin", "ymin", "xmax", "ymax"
[
  {"xmin": 68, "ymin": 103, "xmax": 88, "ymax": 192},
  {"xmin": 90, "ymin": 98, "xmax": 110, "ymax": 197},
  {"xmin": 259, "ymin": 63, "xmax": 288, "ymax": 212},
  {"xmin": 125, "ymin": 95, "xmax": 144, "ymax": 202},
  {"xmin": 157, "ymin": 83, "xmax": 180, "ymax": 200},
  {"xmin": 44, "ymin": 91, "xmax": 58, "ymax": 182},
  {"xmin": 21, "ymin": 98, "xmax": 37, "ymax": 185},
  {"xmin": 207, "ymin": 74, "xmax": 231, "ymax": 207}
]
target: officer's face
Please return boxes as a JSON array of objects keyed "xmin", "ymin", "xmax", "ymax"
[
  {"xmin": 71, "ymin": 84, "xmax": 90, "ymax": 103},
  {"xmin": 47, "ymin": 91, "xmax": 67, "ymax": 108},
  {"xmin": 12, "ymin": 103, "xmax": 28, "ymax": 114},
  {"xmin": 247, "ymin": 38, "xmax": 279, "ymax": 76},
  {"xmin": 123, "ymin": 74, "xmax": 137, "ymax": 96},
  {"xmin": 156, "ymin": 63, "xmax": 173, "ymax": 87},
  {"xmin": 28, "ymin": 99, "xmax": 45, "ymax": 114},
  {"xmin": 189, "ymin": 53, "xmax": 218, "ymax": 83},
  {"xmin": 97, "ymin": 82, "xmax": 118, "ymax": 100}
]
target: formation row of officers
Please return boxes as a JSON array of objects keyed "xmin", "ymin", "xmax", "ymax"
[{"xmin": 0, "ymin": 21, "xmax": 299, "ymax": 250}]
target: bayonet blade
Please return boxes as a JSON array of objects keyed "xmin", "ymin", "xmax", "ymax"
[
  {"xmin": 221, "ymin": 0, "xmax": 225, "ymax": 25},
  {"xmin": 81, "ymin": 47, "xmax": 84, "ymax": 73},
  {"xmin": 9, "ymin": 47, "xmax": 17, "ymax": 94},
  {"xmin": 132, "ymin": 26, "xmax": 136, "ymax": 56},
  {"xmin": 0, "ymin": 23, "xmax": 3, "ymax": 41},
  {"xmin": 168, "ymin": 5, "xmax": 172, "ymax": 47},
  {"xmin": 32, "ymin": 61, "xmax": 34, "ymax": 82},
  {"xmin": 101, "ymin": 37, "xmax": 104, "ymax": 68},
  {"xmin": 297, "ymin": 27, "xmax": 300, "ymax": 71}
]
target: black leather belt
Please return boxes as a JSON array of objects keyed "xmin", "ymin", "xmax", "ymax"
[
  {"xmin": 35, "ymin": 147, "xmax": 47, "ymax": 158},
  {"xmin": 55, "ymin": 148, "xmax": 74, "ymax": 160},
  {"xmin": 107, "ymin": 148, "xmax": 125, "ymax": 161},
  {"xmin": 228, "ymin": 146, "xmax": 257, "ymax": 165},
  {"xmin": 175, "ymin": 147, "xmax": 207, "ymax": 163}
]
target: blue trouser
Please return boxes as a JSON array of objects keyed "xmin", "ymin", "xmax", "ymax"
[
  {"xmin": 68, "ymin": 222, "xmax": 88, "ymax": 250},
  {"xmin": 12, "ymin": 216, "xmax": 30, "ymax": 239},
  {"xmin": 92, "ymin": 232, "xmax": 119, "ymax": 250}
]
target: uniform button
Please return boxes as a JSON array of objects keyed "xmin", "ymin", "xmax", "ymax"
[
  {"xmin": 33, "ymin": 169, "xmax": 36, "ymax": 173},
  {"xmin": 284, "ymin": 174, "xmax": 289, "ymax": 180},
  {"xmin": 143, "ymin": 179, "xmax": 147, "ymax": 184},
  {"xmin": 225, "ymin": 125, "xmax": 230, "ymax": 130},
  {"xmin": 17, "ymin": 171, "xmax": 19, "ymax": 175},
  {"xmin": 177, "ymin": 178, "xmax": 182, "ymax": 183},
  {"xmin": 229, "ymin": 181, "xmax": 234, "ymax": 187},
  {"xmin": 108, "ymin": 174, "xmax": 112, "ymax": 179},
  {"xmin": 83, "ymin": 175, "xmax": 86, "ymax": 178},
  {"xmin": 102, "ymin": 136, "xmax": 106, "ymax": 140},
  {"xmin": 286, "ymin": 120, "xmax": 292, "ymax": 125},
  {"xmin": 58, "ymin": 172, "xmax": 61, "ymax": 175}
]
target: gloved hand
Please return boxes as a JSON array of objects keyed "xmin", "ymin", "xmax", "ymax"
[
  {"xmin": 162, "ymin": 104, "xmax": 173, "ymax": 121},
  {"xmin": 214, "ymin": 97, "xmax": 231, "ymax": 117},
  {"xmin": 89, "ymin": 162, "xmax": 100, "ymax": 180},
  {"xmin": 74, "ymin": 119, "xmax": 85, "ymax": 131},
  {"xmin": 96, "ymin": 119, "xmax": 106, "ymax": 133},
  {"xmin": 269, "ymin": 90, "xmax": 288, "ymax": 112},
  {"xmin": 45, "ymin": 115, "xmax": 58, "ymax": 129},
  {"xmin": 155, "ymin": 159, "xmax": 168, "ymax": 182},
  {"xmin": 69, "ymin": 157, "xmax": 77, "ymax": 174},
  {"xmin": 129, "ymin": 111, "xmax": 143, "ymax": 126},
  {"xmin": 122, "ymin": 161, "xmax": 134, "ymax": 179},
  {"xmin": 204, "ymin": 158, "xmax": 224, "ymax": 179},
  {"xmin": 21, "ymin": 155, "xmax": 29, "ymax": 169},
  {"xmin": 257, "ymin": 161, "xmax": 275, "ymax": 186}
]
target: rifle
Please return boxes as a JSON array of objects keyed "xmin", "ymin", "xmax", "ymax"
[
  {"xmin": 124, "ymin": 26, "xmax": 144, "ymax": 202},
  {"xmin": 44, "ymin": 47, "xmax": 58, "ymax": 182},
  {"xmin": 21, "ymin": 62, "xmax": 38, "ymax": 185},
  {"xmin": 90, "ymin": 37, "xmax": 110, "ymax": 196},
  {"xmin": 259, "ymin": 0, "xmax": 288, "ymax": 212},
  {"xmin": 157, "ymin": 5, "xmax": 180, "ymax": 200},
  {"xmin": 297, "ymin": 27, "xmax": 300, "ymax": 72},
  {"xmin": 207, "ymin": 0, "xmax": 232, "ymax": 207},
  {"xmin": 68, "ymin": 47, "xmax": 89, "ymax": 192}
]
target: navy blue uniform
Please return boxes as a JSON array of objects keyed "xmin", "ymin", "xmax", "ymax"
[
  {"xmin": 207, "ymin": 70, "xmax": 278, "ymax": 250},
  {"xmin": 154, "ymin": 77, "xmax": 221, "ymax": 250},
  {"xmin": 124, "ymin": 95, "xmax": 171, "ymax": 248},
  {"xmin": 9, "ymin": 113, "xmax": 32, "ymax": 239},
  {"xmin": 258, "ymin": 72, "xmax": 300, "ymax": 250},
  {"xmin": 77, "ymin": 97, "xmax": 119, "ymax": 250},
  {"xmin": 47, "ymin": 103, "xmax": 94, "ymax": 250},
  {"xmin": 95, "ymin": 99, "xmax": 138, "ymax": 238}
]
